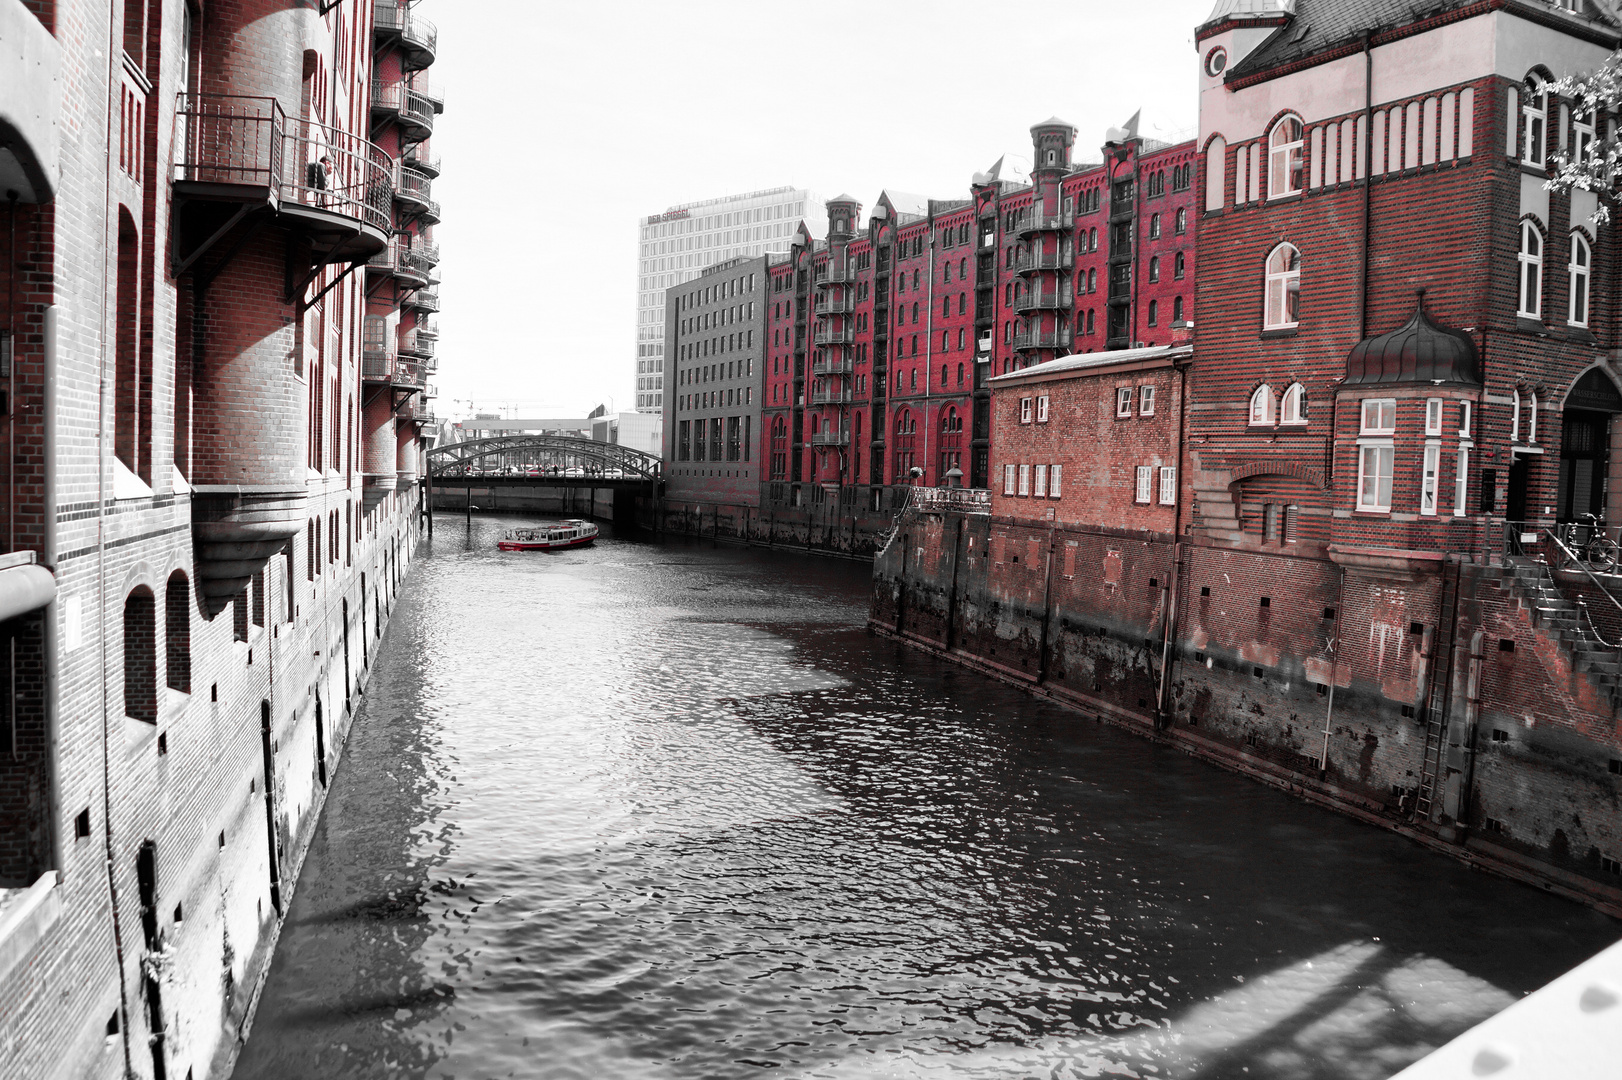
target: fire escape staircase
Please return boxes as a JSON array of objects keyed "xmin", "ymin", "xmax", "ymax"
[{"xmin": 1498, "ymin": 552, "xmax": 1622, "ymax": 711}]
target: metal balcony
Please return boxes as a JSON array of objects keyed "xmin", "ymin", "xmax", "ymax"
[
  {"xmin": 370, "ymin": 81, "xmax": 438, "ymax": 138},
  {"xmin": 1013, "ymin": 328, "xmax": 1073, "ymax": 351},
  {"xmin": 402, "ymin": 143, "xmax": 440, "ymax": 177},
  {"xmin": 819, "ymin": 266, "xmax": 853, "ymax": 285},
  {"xmin": 810, "ymin": 357, "xmax": 853, "ymax": 376},
  {"xmin": 1017, "ymin": 210, "xmax": 1075, "ymax": 236},
  {"xmin": 400, "ymin": 330, "xmax": 435, "ymax": 359},
  {"xmin": 395, "ymin": 165, "xmax": 440, "ymax": 222},
  {"xmin": 1014, "ymin": 290, "xmax": 1073, "ymax": 313},
  {"xmin": 813, "ymin": 326, "xmax": 854, "ymax": 346},
  {"xmin": 818, "ymin": 295, "xmax": 853, "ymax": 315},
  {"xmin": 398, "ymin": 400, "xmax": 437, "ymax": 423},
  {"xmin": 366, "ymin": 240, "xmax": 430, "ymax": 288},
  {"xmin": 1015, "ymin": 249, "xmax": 1074, "ymax": 273},
  {"xmin": 413, "ymin": 317, "xmax": 439, "ymax": 339},
  {"xmin": 810, "ymin": 387, "xmax": 852, "ymax": 405},
  {"xmin": 171, "ymin": 95, "xmax": 393, "ymax": 259},
  {"xmin": 810, "ymin": 429, "xmax": 850, "ymax": 446},
  {"xmin": 363, "ymin": 352, "xmax": 426, "ymax": 388},
  {"xmin": 373, "ymin": 0, "xmax": 438, "ymax": 70},
  {"xmin": 405, "ymin": 288, "xmax": 440, "ymax": 313}
]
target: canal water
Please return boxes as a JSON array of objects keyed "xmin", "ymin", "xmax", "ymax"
[{"xmin": 233, "ymin": 517, "xmax": 1618, "ymax": 1080}]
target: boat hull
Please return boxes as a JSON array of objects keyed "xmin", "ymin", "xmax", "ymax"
[{"xmin": 497, "ymin": 534, "xmax": 597, "ymax": 552}]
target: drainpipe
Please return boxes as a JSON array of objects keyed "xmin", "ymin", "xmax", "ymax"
[
  {"xmin": 1155, "ymin": 357, "xmax": 1190, "ymax": 728},
  {"xmin": 1359, "ymin": 30, "xmax": 1374, "ymax": 340},
  {"xmin": 43, "ymin": 306, "xmax": 61, "ymax": 875}
]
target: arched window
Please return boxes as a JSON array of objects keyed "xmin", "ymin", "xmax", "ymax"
[
  {"xmin": 1523, "ymin": 76, "xmax": 1548, "ymax": 166},
  {"xmin": 165, "ymin": 572, "xmax": 191, "ymax": 693},
  {"xmin": 1149, "ymin": 256, "xmax": 1160, "ymax": 283},
  {"xmin": 1511, "ymin": 387, "xmax": 1522, "ymax": 442},
  {"xmin": 1089, "ymin": 227, "xmax": 1098, "ymax": 251},
  {"xmin": 957, "ymin": 363, "xmax": 964, "ymax": 386},
  {"xmin": 1280, "ymin": 382, "xmax": 1307, "ymax": 425},
  {"xmin": 1518, "ymin": 222, "xmax": 1542, "ymax": 318},
  {"xmin": 895, "ymin": 408, "xmax": 911, "ymax": 434},
  {"xmin": 1264, "ymin": 244, "xmax": 1300, "ymax": 328},
  {"xmin": 941, "ymin": 331, "xmax": 950, "ymax": 352},
  {"xmin": 1205, "ymin": 134, "xmax": 1227, "ymax": 212},
  {"xmin": 1174, "ymin": 251, "xmax": 1186, "ymax": 280},
  {"xmin": 1086, "ymin": 309, "xmax": 1095, "ymax": 334},
  {"xmin": 1572, "ymin": 107, "xmax": 1596, "ymax": 166},
  {"xmin": 1147, "ymin": 299, "xmax": 1159, "ymax": 326},
  {"xmin": 1569, "ymin": 232, "xmax": 1590, "ymax": 327},
  {"xmin": 1249, "ymin": 384, "xmax": 1274, "ymax": 426},
  {"xmin": 1269, "ymin": 116, "xmax": 1304, "ymax": 198},
  {"xmin": 1173, "ymin": 296, "xmax": 1185, "ymax": 322},
  {"xmin": 1175, "ymin": 207, "xmax": 1187, "ymax": 234},
  {"xmin": 124, "ymin": 587, "xmax": 157, "ymax": 723},
  {"xmin": 1149, "ymin": 213, "xmax": 1161, "ymax": 239},
  {"xmin": 940, "ymin": 364, "xmax": 948, "ymax": 385}
]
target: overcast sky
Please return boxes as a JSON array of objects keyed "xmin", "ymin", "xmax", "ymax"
[{"xmin": 427, "ymin": 0, "xmax": 1218, "ymax": 419}]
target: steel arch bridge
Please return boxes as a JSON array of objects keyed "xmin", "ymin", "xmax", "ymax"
[{"xmin": 426, "ymin": 434, "xmax": 661, "ymax": 483}]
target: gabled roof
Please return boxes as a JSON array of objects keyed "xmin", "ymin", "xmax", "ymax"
[{"xmin": 1227, "ymin": 0, "xmax": 1476, "ymax": 80}]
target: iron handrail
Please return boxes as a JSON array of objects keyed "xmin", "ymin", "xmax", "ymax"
[
  {"xmin": 173, "ymin": 94, "xmax": 393, "ymax": 233},
  {"xmin": 1540, "ymin": 527, "xmax": 1622, "ymax": 648}
]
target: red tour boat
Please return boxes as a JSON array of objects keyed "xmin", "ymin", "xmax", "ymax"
[{"xmin": 497, "ymin": 520, "xmax": 599, "ymax": 551}]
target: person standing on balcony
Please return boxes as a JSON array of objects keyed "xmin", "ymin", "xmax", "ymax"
[{"xmin": 307, "ymin": 154, "xmax": 331, "ymax": 206}]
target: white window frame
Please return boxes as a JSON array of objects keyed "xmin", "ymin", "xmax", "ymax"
[
  {"xmin": 1249, "ymin": 384, "xmax": 1274, "ymax": 426},
  {"xmin": 1572, "ymin": 106, "xmax": 1596, "ymax": 167},
  {"xmin": 1268, "ymin": 115, "xmax": 1305, "ymax": 199},
  {"xmin": 1523, "ymin": 76, "xmax": 1548, "ymax": 166},
  {"xmin": 1004, "ymin": 463, "xmax": 1016, "ymax": 495},
  {"xmin": 1518, "ymin": 221, "xmax": 1542, "ymax": 319},
  {"xmin": 1458, "ymin": 400, "xmax": 1472, "ymax": 438},
  {"xmin": 1034, "ymin": 464, "xmax": 1048, "ymax": 498},
  {"xmin": 1528, "ymin": 391, "xmax": 1539, "ymax": 443},
  {"xmin": 1425, "ymin": 398, "xmax": 1443, "ymax": 436},
  {"xmin": 1280, "ymin": 382, "xmax": 1307, "ymax": 425},
  {"xmin": 1050, "ymin": 463, "xmax": 1062, "ymax": 498},
  {"xmin": 1420, "ymin": 442, "xmax": 1441, "ymax": 516},
  {"xmin": 1569, "ymin": 232, "xmax": 1591, "ymax": 327},
  {"xmin": 1020, "ymin": 396, "xmax": 1033, "ymax": 424},
  {"xmin": 1357, "ymin": 441, "xmax": 1395, "ymax": 512},
  {"xmin": 1360, "ymin": 398, "xmax": 1396, "ymax": 435},
  {"xmin": 1511, "ymin": 388, "xmax": 1521, "ymax": 442},
  {"xmin": 1116, "ymin": 387, "xmax": 1133, "ymax": 418},
  {"xmin": 1140, "ymin": 385, "xmax": 1156, "ymax": 416},
  {"xmin": 1135, "ymin": 465, "xmax": 1153, "ymax": 504},
  {"xmin": 1454, "ymin": 445, "xmax": 1470, "ymax": 517},
  {"xmin": 1036, "ymin": 395, "xmax": 1050, "ymax": 423},
  {"xmin": 1018, "ymin": 463, "xmax": 1030, "ymax": 496},
  {"xmin": 1159, "ymin": 466, "xmax": 1177, "ymax": 506},
  {"xmin": 1264, "ymin": 243, "xmax": 1300, "ymax": 329}
]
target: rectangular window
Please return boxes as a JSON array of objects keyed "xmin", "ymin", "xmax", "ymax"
[
  {"xmin": 1116, "ymin": 387, "xmax": 1132, "ymax": 418},
  {"xmin": 1140, "ymin": 386, "xmax": 1156, "ymax": 416},
  {"xmin": 1020, "ymin": 397, "xmax": 1033, "ymax": 424},
  {"xmin": 1135, "ymin": 465, "xmax": 1153, "ymax": 504},
  {"xmin": 1159, "ymin": 467, "xmax": 1177, "ymax": 506},
  {"xmin": 1358, "ymin": 443, "xmax": 1394, "ymax": 511},
  {"xmin": 1425, "ymin": 398, "xmax": 1443, "ymax": 436},
  {"xmin": 1360, "ymin": 398, "xmax": 1396, "ymax": 434},
  {"xmin": 1036, "ymin": 396, "xmax": 1049, "ymax": 423},
  {"xmin": 1034, "ymin": 464, "xmax": 1048, "ymax": 498},
  {"xmin": 1018, "ymin": 464, "xmax": 1031, "ymax": 496},
  {"xmin": 1458, "ymin": 400, "xmax": 1472, "ymax": 438},
  {"xmin": 1420, "ymin": 443, "xmax": 1440, "ymax": 515},
  {"xmin": 1050, "ymin": 464, "xmax": 1062, "ymax": 497},
  {"xmin": 1454, "ymin": 446, "xmax": 1470, "ymax": 516},
  {"xmin": 1004, "ymin": 464, "xmax": 1016, "ymax": 495}
]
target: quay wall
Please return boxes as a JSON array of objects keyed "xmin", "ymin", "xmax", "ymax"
[{"xmin": 873, "ymin": 509, "xmax": 1622, "ymax": 917}]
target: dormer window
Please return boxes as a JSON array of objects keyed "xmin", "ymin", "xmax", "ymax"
[{"xmin": 1268, "ymin": 116, "xmax": 1305, "ymax": 198}]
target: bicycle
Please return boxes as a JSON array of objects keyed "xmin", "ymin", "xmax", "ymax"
[{"xmin": 1560, "ymin": 513, "xmax": 1619, "ymax": 573}]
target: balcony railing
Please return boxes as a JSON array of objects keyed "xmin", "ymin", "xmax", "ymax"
[
  {"xmin": 413, "ymin": 316, "xmax": 439, "ymax": 339},
  {"xmin": 395, "ymin": 165, "xmax": 439, "ymax": 219},
  {"xmin": 810, "ymin": 387, "xmax": 852, "ymax": 405},
  {"xmin": 402, "ymin": 143, "xmax": 440, "ymax": 177},
  {"xmin": 817, "ymin": 295, "xmax": 853, "ymax": 315},
  {"xmin": 910, "ymin": 487, "xmax": 991, "ymax": 514},
  {"xmin": 366, "ymin": 240, "xmax": 431, "ymax": 285},
  {"xmin": 1017, "ymin": 210, "xmax": 1075, "ymax": 236},
  {"xmin": 173, "ymin": 94, "xmax": 393, "ymax": 233},
  {"xmin": 363, "ymin": 354, "xmax": 426, "ymax": 387},
  {"xmin": 374, "ymin": 0, "xmax": 438, "ymax": 65},
  {"xmin": 813, "ymin": 326, "xmax": 854, "ymax": 346},
  {"xmin": 819, "ymin": 266, "xmax": 854, "ymax": 285},
  {"xmin": 398, "ymin": 400, "xmax": 436, "ymax": 423},
  {"xmin": 1014, "ymin": 289, "xmax": 1074, "ymax": 313},
  {"xmin": 810, "ymin": 429, "xmax": 850, "ymax": 446},
  {"xmin": 371, "ymin": 81, "xmax": 437, "ymax": 135},
  {"xmin": 810, "ymin": 357, "xmax": 853, "ymax": 376},
  {"xmin": 406, "ymin": 288, "xmax": 439, "ymax": 312},
  {"xmin": 1013, "ymin": 328, "xmax": 1073, "ymax": 351},
  {"xmin": 1015, "ymin": 249, "xmax": 1074, "ymax": 273},
  {"xmin": 400, "ymin": 330, "xmax": 435, "ymax": 358}
]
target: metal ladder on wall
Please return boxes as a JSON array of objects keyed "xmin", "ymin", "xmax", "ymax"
[{"xmin": 1414, "ymin": 567, "xmax": 1460, "ymax": 820}]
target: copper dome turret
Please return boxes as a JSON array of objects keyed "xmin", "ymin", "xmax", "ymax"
[{"xmin": 1344, "ymin": 296, "xmax": 1480, "ymax": 386}]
